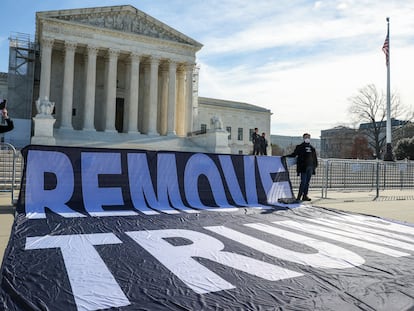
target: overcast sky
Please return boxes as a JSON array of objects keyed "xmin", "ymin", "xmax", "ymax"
[{"xmin": 1, "ymin": 0, "xmax": 413, "ymax": 137}]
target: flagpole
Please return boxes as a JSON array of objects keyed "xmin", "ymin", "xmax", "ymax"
[{"xmin": 383, "ymin": 17, "xmax": 394, "ymax": 161}]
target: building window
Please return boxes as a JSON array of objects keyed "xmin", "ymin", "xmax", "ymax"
[
  {"xmin": 249, "ymin": 128, "xmax": 254, "ymax": 141},
  {"xmin": 226, "ymin": 126, "xmax": 231, "ymax": 140},
  {"xmin": 238, "ymin": 128, "xmax": 243, "ymax": 141},
  {"xmin": 201, "ymin": 124, "xmax": 207, "ymax": 134},
  {"xmin": 238, "ymin": 150, "xmax": 243, "ymax": 155}
]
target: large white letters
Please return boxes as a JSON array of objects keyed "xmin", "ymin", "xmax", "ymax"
[
  {"xmin": 275, "ymin": 220, "xmax": 410, "ymax": 257},
  {"xmin": 127, "ymin": 153, "xmax": 194, "ymax": 214},
  {"xmin": 126, "ymin": 229, "xmax": 302, "ymax": 294},
  {"xmin": 25, "ymin": 150, "xmax": 84, "ymax": 219},
  {"xmin": 24, "ymin": 216, "xmax": 414, "ymax": 303},
  {"xmin": 82, "ymin": 152, "xmax": 135, "ymax": 217},
  {"xmin": 206, "ymin": 224, "xmax": 365, "ymax": 269},
  {"xmin": 184, "ymin": 154, "xmax": 235, "ymax": 210},
  {"xmin": 307, "ymin": 217, "xmax": 414, "ymax": 252},
  {"xmin": 256, "ymin": 156, "xmax": 292, "ymax": 204},
  {"xmin": 24, "ymin": 149, "xmax": 288, "ymax": 217},
  {"xmin": 25, "ymin": 233, "xmax": 130, "ymax": 311},
  {"xmin": 331, "ymin": 214, "xmax": 414, "ymax": 236}
]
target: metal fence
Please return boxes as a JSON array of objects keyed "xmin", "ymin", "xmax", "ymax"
[
  {"xmin": 288, "ymin": 158, "xmax": 414, "ymax": 198},
  {"xmin": 0, "ymin": 142, "xmax": 22, "ymax": 204}
]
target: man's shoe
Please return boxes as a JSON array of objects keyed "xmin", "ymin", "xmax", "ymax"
[
  {"xmin": 296, "ymin": 194, "xmax": 302, "ymax": 201},
  {"xmin": 302, "ymin": 195, "xmax": 311, "ymax": 201}
]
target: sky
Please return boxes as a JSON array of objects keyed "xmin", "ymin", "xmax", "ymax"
[{"xmin": 1, "ymin": 0, "xmax": 414, "ymax": 138}]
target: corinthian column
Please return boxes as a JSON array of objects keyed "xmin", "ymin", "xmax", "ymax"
[
  {"xmin": 83, "ymin": 45, "xmax": 98, "ymax": 131},
  {"xmin": 167, "ymin": 61, "xmax": 177, "ymax": 136},
  {"xmin": 61, "ymin": 41, "xmax": 77, "ymax": 130},
  {"xmin": 127, "ymin": 53, "xmax": 140, "ymax": 133},
  {"xmin": 159, "ymin": 65, "xmax": 169, "ymax": 135},
  {"xmin": 147, "ymin": 57, "xmax": 160, "ymax": 136},
  {"xmin": 39, "ymin": 38, "xmax": 54, "ymax": 101},
  {"xmin": 185, "ymin": 64, "xmax": 194, "ymax": 136},
  {"xmin": 175, "ymin": 66, "xmax": 185, "ymax": 136},
  {"xmin": 104, "ymin": 49, "xmax": 119, "ymax": 132}
]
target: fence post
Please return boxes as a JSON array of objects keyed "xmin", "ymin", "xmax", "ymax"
[
  {"xmin": 323, "ymin": 159, "xmax": 329, "ymax": 198},
  {"xmin": 375, "ymin": 159, "xmax": 380, "ymax": 200},
  {"xmin": 320, "ymin": 159, "xmax": 324, "ymax": 198}
]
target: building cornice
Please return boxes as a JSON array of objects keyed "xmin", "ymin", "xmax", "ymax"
[{"xmin": 198, "ymin": 97, "xmax": 271, "ymax": 113}]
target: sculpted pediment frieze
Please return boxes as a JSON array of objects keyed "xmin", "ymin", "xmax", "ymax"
[{"xmin": 49, "ymin": 8, "xmax": 199, "ymax": 47}]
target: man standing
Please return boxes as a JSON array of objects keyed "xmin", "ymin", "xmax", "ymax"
[
  {"xmin": 252, "ymin": 128, "xmax": 260, "ymax": 155},
  {"xmin": 287, "ymin": 133, "xmax": 318, "ymax": 201},
  {"xmin": 260, "ymin": 132, "xmax": 268, "ymax": 155}
]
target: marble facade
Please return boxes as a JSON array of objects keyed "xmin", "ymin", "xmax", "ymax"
[
  {"xmin": 36, "ymin": 5, "xmax": 202, "ymax": 138},
  {"xmin": 4, "ymin": 5, "xmax": 272, "ymax": 154}
]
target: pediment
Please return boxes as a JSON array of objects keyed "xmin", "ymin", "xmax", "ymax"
[{"xmin": 37, "ymin": 5, "xmax": 202, "ymax": 48}]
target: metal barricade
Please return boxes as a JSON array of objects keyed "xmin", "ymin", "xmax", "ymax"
[
  {"xmin": 288, "ymin": 158, "xmax": 414, "ymax": 198},
  {"xmin": 0, "ymin": 142, "xmax": 20, "ymax": 204}
]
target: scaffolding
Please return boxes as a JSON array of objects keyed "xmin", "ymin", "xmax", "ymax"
[{"xmin": 7, "ymin": 32, "xmax": 37, "ymax": 147}]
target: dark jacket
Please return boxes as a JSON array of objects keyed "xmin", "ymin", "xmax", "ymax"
[
  {"xmin": 252, "ymin": 132, "xmax": 260, "ymax": 146},
  {"xmin": 260, "ymin": 136, "xmax": 268, "ymax": 155},
  {"xmin": 288, "ymin": 142, "xmax": 318, "ymax": 175},
  {"xmin": 0, "ymin": 118, "xmax": 14, "ymax": 133}
]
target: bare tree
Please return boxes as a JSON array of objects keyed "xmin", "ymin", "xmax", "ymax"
[
  {"xmin": 350, "ymin": 135, "xmax": 374, "ymax": 159},
  {"xmin": 348, "ymin": 84, "xmax": 412, "ymax": 158}
]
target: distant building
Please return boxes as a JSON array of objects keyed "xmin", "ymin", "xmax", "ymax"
[
  {"xmin": 359, "ymin": 118, "xmax": 409, "ymax": 145},
  {"xmin": 271, "ymin": 134, "xmax": 321, "ymax": 156},
  {"xmin": 320, "ymin": 120, "xmax": 413, "ymax": 159},
  {"xmin": 359, "ymin": 118, "xmax": 409, "ymax": 131},
  {"xmin": 359, "ymin": 118, "xmax": 410, "ymax": 158},
  {"xmin": 198, "ymin": 97, "xmax": 271, "ymax": 155},
  {"xmin": 320, "ymin": 126, "xmax": 357, "ymax": 158}
]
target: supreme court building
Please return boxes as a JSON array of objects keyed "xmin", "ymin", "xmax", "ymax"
[{"xmin": 5, "ymin": 5, "xmax": 271, "ymax": 154}]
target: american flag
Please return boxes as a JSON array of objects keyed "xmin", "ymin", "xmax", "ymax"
[{"xmin": 382, "ymin": 33, "xmax": 389, "ymax": 67}]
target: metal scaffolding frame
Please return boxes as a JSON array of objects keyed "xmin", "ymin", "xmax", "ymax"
[{"xmin": 7, "ymin": 32, "xmax": 37, "ymax": 120}]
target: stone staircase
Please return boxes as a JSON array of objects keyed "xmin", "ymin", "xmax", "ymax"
[{"xmin": 53, "ymin": 129, "xmax": 210, "ymax": 152}]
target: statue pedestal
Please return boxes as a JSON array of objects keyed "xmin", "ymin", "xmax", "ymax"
[
  {"xmin": 205, "ymin": 129, "xmax": 231, "ymax": 154},
  {"xmin": 31, "ymin": 116, "xmax": 56, "ymax": 145}
]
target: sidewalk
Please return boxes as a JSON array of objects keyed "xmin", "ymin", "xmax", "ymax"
[
  {"xmin": 1, "ymin": 189, "xmax": 414, "ymax": 265},
  {"xmin": 308, "ymin": 189, "xmax": 414, "ymax": 223}
]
